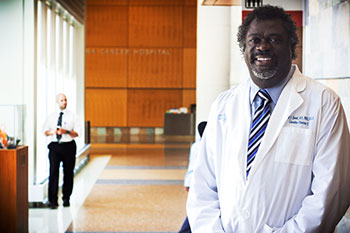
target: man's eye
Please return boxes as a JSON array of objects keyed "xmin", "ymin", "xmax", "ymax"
[
  {"xmin": 269, "ymin": 38, "xmax": 281, "ymax": 43},
  {"xmin": 249, "ymin": 38, "xmax": 260, "ymax": 44}
]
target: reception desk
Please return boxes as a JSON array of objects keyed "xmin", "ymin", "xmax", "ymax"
[
  {"xmin": 164, "ymin": 113, "xmax": 195, "ymax": 136},
  {"xmin": 0, "ymin": 146, "xmax": 28, "ymax": 233}
]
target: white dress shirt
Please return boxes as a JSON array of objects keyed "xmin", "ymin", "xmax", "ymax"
[{"xmin": 42, "ymin": 109, "xmax": 82, "ymax": 143}]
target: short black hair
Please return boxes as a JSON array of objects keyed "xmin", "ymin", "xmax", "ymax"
[{"xmin": 237, "ymin": 5, "xmax": 299, "ymax": 60}]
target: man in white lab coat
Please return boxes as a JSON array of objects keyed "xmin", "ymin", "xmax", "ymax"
[{"xmin": 187, "ymin": 5, "xmax": 350, "ymax": 233}]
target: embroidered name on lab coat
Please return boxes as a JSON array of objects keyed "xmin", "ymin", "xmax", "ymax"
[{"xmin": 288, "ymin": 115, "xmax": 314, "ymax": 126}]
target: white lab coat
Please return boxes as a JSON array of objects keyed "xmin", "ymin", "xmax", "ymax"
[
  {"xmin": 187, "ymin": 67, "xmax": 350, "ymax": 233},
  {"xmin": 184, "ymin": 141, "xmax": 200, "ymax": 188}
]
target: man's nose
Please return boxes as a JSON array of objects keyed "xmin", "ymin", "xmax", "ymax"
[{"xmin": 256, "ymin": 39, "xmax": 271, "ymax": 51}]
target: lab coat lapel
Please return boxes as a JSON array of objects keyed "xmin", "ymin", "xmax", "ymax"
[
  {"xmin": 226, "ymin": 80, "xmax": 252, "ymax": 182},
  {"xmin": 248, "ymin": 67, "xmax": 306, "ymax": 180}
]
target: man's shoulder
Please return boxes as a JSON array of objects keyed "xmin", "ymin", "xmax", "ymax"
[
  {"xmin": 64, "ymin": 109, "xmax": 77, "ymax": 116},
  {"xmin": 207, "ymin": 82, "xmax": 248, "ymax": 118},
  {"xmin": 215, "ymin": 81, "xmax": 248, "ymax": 104},
  {"xmin": 47, "ymin": 111, "xmax": 58, "ymax": 118},
  {"xmin": 218, "ymin": 80, "xmax": 247, "ymax": 98},
  {"xmin": 298, "ymin": 73, "xmax": 340, "ymax": 99}
]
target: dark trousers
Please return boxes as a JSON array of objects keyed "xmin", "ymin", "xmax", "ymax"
[
  {"xmin": 179, "ymin": 216, "xmax": 191, "ymax": 233},
  {"xmin": 48, "ymin": 140, "xmax": 76, "ymax": 204}
]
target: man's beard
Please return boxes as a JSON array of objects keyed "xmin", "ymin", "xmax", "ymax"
[
  {"xmin": 251, "ymin": 67, "xmax": 277, "ymax": 80},
  {"xmin": 249, "ymin": 52, "xmax": 278, "ymax": 80}
]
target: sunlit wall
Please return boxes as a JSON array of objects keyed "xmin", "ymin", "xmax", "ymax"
[{"xmin": 304, "ymin": 0, "xmax": 350, "ymax": 125}]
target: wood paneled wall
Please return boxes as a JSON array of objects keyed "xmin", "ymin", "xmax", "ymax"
[{"xmin": 85, "ymin": 0, "xmax": 197, "ymax": 127}]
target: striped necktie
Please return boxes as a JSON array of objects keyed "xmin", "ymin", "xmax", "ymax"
[
  {"xmin": 56, "ymin": 112, "xmax": 63, "ymax": 141},
  {"xmin": 247, "ymin": 89, "xmax": 271, "ymax": 178}
]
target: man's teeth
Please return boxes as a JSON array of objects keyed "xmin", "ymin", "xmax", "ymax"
[{"xmin": 256, "ymin": 57, "xmax": 271, "ymax": 61}]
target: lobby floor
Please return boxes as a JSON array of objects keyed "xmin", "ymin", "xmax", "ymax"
[
  {"xmin": 29, "ymin": 133, "xmax": 194, "ymax": 233},
  {"xmin": 29, "ymin": 133, "xmax": 350, "ymax": 233}
]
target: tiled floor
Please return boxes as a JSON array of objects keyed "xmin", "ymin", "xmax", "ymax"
[
  {"xmin": 29, "ymin": 155, "xmax": 111, "ymax": 233},
  {"xmin": 29, "ymin": 139, "xmax": 192, "ymax": 233}
]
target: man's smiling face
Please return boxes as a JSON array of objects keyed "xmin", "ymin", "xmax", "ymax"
[{"xmin": 244, "ymin": 18, "xmax": 292, "ymax": 89}]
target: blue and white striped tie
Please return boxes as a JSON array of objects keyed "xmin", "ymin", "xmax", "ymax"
[{"xmin": 247, "ymin": 89, "xmax": 271, "ymax": 178}]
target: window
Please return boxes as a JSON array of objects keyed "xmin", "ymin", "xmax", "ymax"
[{"xmin": 35, "ymin": 0, "xmax": 80, "ymax": 183}]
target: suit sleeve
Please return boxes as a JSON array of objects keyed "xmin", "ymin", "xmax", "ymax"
[
  {"xmin": 186, "ymin": 98, "xmax": 226, "ymax": 233},
  {"xmin": 272, "ymin": 92, "xmax": 350, "ymax": 233}
]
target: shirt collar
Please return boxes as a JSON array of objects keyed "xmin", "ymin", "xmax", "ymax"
[
  {"xmin": 249, "ymin": 65, "xmax": 296, "ymax": 105},
  {"xmin": 57, "ymin": 108, "xmax": 67, "ymax": 114}
]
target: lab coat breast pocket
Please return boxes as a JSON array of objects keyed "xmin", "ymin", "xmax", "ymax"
[{"xmin": 274, "ymin": 127, "xmax": 315, "ymax": 166}]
